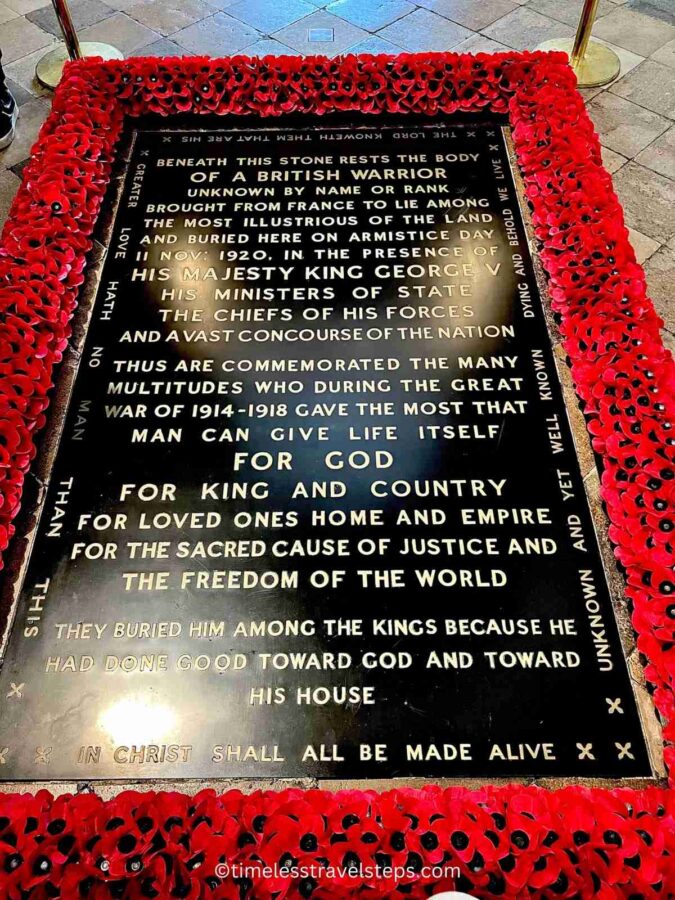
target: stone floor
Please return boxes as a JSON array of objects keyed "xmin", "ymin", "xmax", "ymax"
[{"xmin": 0, "ymin": 0, "xmax": 673, "ymax": 343}]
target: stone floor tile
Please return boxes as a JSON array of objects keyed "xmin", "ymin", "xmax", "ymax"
[
  {"xmin": 0, "ymin": 98, "xmax": 50, "ymax": 168},
  {"xmin": 627, "ymin": 226, "xmax": 661, "ymax": 263},
  {"xmin": 415, "ymin": 0, "xmax": 516, "ymax": 31},
  {"xmin": 481, "ymin": 7, "xmax": 573, "ymax": 51},
  {"xmin": 612, "ymin": 161, "xmax": 675, "ymax": 242},
  {"xmin": 3, "ymin": 42, "xmax": 59, "ymax": 98},
  {"xmin": 628, "ymin": 0, "xmax": 675, "ymax": 26},
  {"xmin": 610, "ymin": 60, "xmax": 675, "ymax": 119},
  {"xmin": 378, "ymin": 8, "xmax": 472, "ymax": 52},
  {"xmin": 0, "ymin": 16, "xmax": 53, "ymax": 63},
  {"xmin": 243, "ymin": 37, "xmax": 302, "ymax": 55},
  {"xmin": 594, "ymin": 7, "xmax": 675, "ymax": 56},
  {"xmin": 126, "ymin": 0, "xmax": 215, "ymax": 35},
  {"xmin": 652, "ymin": 39, "xmax": 675, "ymax": 69},
  {"xmin": 528, "ymin": 0, "xmax": 614, "ymax": 27},
  {"xmin": 327, "ymin": 0, "xmax": 414, "ymax": 31},
  {"xmin": 272, "ymin": 9, "xmax": 367, "ymax": 54},
  {"xmin": 126, "ymin": 0, "xmax": 237, "ymax": 10},
  {"xmin": 173, "ymin": 12, "xmax": 259, "ymax": 55},
  {"xmin": 228, "ymin": 0, "xmax": 314, "ymax": 33},
  {"xmin": 0, "ymin": 170, "xmax": 21, "ymax": 226},
  {"xmin": 77, "ymin": 11, "xmax": 161, "ymax": 53},
  {"xmin": 102, "ymin": 0, "xmax": 143, "ymax": 9},
  {"xmin": 0, "ymin": 2, "xmax": 18, "ymax": 22},
  {"xmin": 631, "ymin": 0, "xmax": 670, "ymax": 11},
  {"xmin": 635, "ymin": 126, "xmax": 675, "ymax": 180},
  {"xmin": 601, "ymin": 145, "xmax": 628, "ymax": 173},
  {"xmin": 27, "ymin": 0, "xmax": 113, "ymax": 35},
  {"xmin": 453, "ymin": 33, "xmax": 512, "ymax": 53},
  {"xmin": 587, "ymin": 92, "xmax": 670, "ymax": 157},
  {"xmin": 2, "ymin": 0, "xmax": 46, "ymax": 12},
  {"xmin": 578, "ymin": 85, "xmax": 606, "ymax": 102},
  {"xmin": 642, "ymin": 244, "xmax": 675, "ymax": 330},
  {"xmin": 133, "ymin": 37, "xmax": 193, "ymax": 56},
  {"xmin": 344, "ymin": 34, "xmax": 404, "ymax": 53},
  {"xmin": 6, "ymin": 78, "xmax": 33, "ymax": 106}
]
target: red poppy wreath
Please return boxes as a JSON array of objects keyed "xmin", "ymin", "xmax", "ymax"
[{"xmin": 0, "ymin": 51, "xmax": 673, "ymax": 897}]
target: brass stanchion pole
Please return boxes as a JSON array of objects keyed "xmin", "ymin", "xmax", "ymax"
[
  {"xmin": 36, "ymin": 0, "xmax": 123, "ymax": 90},
  {"xmin": 52, "ymin": 0, "xmax": 82, "ymax": 60},
  {"xmin": 536, "ymin": 0, "xmax": 621, "ymax": 88}
]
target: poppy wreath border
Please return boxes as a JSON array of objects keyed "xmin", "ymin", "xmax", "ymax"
[{"xmin": 0, "ymin": 51, "xmax": 674, "ymax": 897}]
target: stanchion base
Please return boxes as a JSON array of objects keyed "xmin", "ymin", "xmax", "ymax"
[
  {"xmin": 36, "ymin": 42, "xmax": 124, "ymax": 90},
  {"xmin": 535, "ymin": 38, "xmax": 621, "ymax": 87}
]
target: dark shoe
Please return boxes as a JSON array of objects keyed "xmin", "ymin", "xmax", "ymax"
[{"xmin": 0, "ymin": 89, "xmax": 18, "ymax": 151}]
